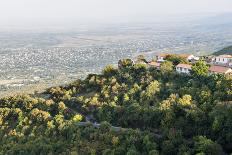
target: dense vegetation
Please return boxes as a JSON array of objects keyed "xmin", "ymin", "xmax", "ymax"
[
  {"xmin": 213, "ymin": 45, "xmax": 232, "ymax": 55},
  {"xmin": 0, "ymin": 58, "xmax": 232, "ymax": 155}
]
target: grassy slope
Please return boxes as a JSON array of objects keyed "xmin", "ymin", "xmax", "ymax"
[{"xmin": 213, "ymin": 46, "xmax": 232, "ymax": 55}]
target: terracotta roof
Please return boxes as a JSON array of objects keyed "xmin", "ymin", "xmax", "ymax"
[
  {"xmin": 157, "ymin": 53, "xmax": 194, "ymax": 59},
  {"xmin": 217, "ymin": 55, "xmax": 232, "ymax": 58},
  {"xmin": 157, "ymin": 54, "xmax": 170, "ymax": 57},
  {"xmin": 209, "ymin": 65, "xmax": 232, "ymax": 74},
  {"xmin": 149, "ymin": 62, "xmax": 160, "ymax": 67},
  {"xmin": 178, "ymin": 54, "xmax": 193, "ymax": 58},
  {"xmin": 176, "ymin": 63, "xmax": 192, "ymax": 69}
]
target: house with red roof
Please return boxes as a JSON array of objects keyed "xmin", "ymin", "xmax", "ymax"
[
  {"xmin": 156, "ymin": 54, "xmax": 169, "ymax": 62},
  {"xmin": 156, "ymin": 53, "xmax": 199, "ymax": 62},
  {"xmin": 176, "ymin": 63, "xmax": 192, "ymax": 74},
  {"xmin": 209, "ymin": 65, "xmax": 232, "ymax": 75},
  {"xmin": 148, "ymin": 62, "xmax": 161, "ymax": 70}
]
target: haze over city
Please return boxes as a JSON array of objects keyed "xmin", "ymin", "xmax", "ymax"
[{"xmin": 0, "ymin": 0, "xmax": 232, "ymax": 29}]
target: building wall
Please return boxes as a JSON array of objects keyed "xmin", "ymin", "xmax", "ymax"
[
  {"xmin": 187, "ymin": 55, "xmax": 194, "ymax": 60},
  {"xmin": 215, "ymin": 57, "xmax": 232, "ymax": 64},
  {"xmin": 209, "ymin": 69, "xmax": 232, "ymax": 75},
  {"xmin": 225, "ymin": 69, "xmax": 232, "ymax": 74},
  {"xmin": 156, "ymin": 56, "xmax": 165, "ymax": 62},
  {"xmin": 176, "ymin": 67, "xmax": 191, "ymax": 74}
]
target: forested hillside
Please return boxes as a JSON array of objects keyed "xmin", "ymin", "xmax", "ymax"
[
  {"xmin": 213, "ymin": 46, "xmax": 232, "ymax": 55},
  {"xmin": 0, "ymin": 59, "xmax": 232, "ymax": 155}
]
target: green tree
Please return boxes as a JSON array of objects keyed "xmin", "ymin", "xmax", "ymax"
[
  {"xmin": 103, "ymin": 65, "xmax": 118, "ymax": 77},
  {"xmin": 191, "ymin": 60, "xmax": 209, "ymax": 77},
  {"xmin": 72, "ymin": 114, "xmax": 83, "ymax": 122},
  {"xmin": 160, "ymin": 61, "xmax": 173, "ymax": 74},
  {"xmin": 166, "ymin": 54, "xmax": 188, "ymax": 66},
  {"xmin": 145, "ymin": 80, "xmax": 160, "ymax": 98},
  {"xmin": 118, "ymin": 59, "xmax": 134, "ymax": 69},
  {"xmin": 194, "ymin": 136, "xmax": 223, "ymax": 155}
]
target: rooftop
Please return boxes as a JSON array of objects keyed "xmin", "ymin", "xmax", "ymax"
[
  {"xmin": 157, "ymin": 53, "xmax": 170, "ymax": 57},
  {"xmin": 178, "ymin": 54, "xmax": 193, "ymax": 58},
  {"xmin": 176, "ymin": 63, "xmax": 192, "ymax": 69},
  {"xmin": 216, "ymin": 55, "xmax": 232, "ymax": 58},
  {"xmin": 149, "ymin": 61, "xmax": 160, "ymax": 67},
  {"xmin": 209, "ymin": 65, "xmax": 232, "ymax": 73}
]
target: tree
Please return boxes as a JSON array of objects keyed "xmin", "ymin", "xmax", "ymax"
[
  {"xmin": 72, "ymin": 114, "xmax": 83, "ymax": 122},
  {"xmin": 103, "ymin": 65, "xmax": 118, "ymax": 77},
  {"xmin": 149, "ymin": 150, "xmax": 159, "ymax": 155},
  {"xmin": 145, "ymin": 80, "xmax": 160, "ymax": 98},
  {"xmin": 191, "ymin": 60, "xmax": 209, "ymax": 77},
  {"xmin": 160, "ymin": 61, "xmax": 173, "ymax": 74},
  {"xmin": 118, "ymin": 59, "xmax": 134, "ymax": 69},
  {"xmin": 161, "ymin": 140, "xmax": 176, "ymax": 155},
  {"xmin": 194, "ymin": 136, "xmax": 223, "ymax": 155},
  {"xmin": 136, "ymin": 55, "xmax": 148, "ymax": 64},
  {"xmin": 166, "ymin": 54, "xmax": 188, "ymax": 66},
  {"xmin": 126, "ymin": 149, "xmax": 139, "ymax": 155},
  {"xmin": 178, "ymin": 95, "xmax": 192, "ymax": 106}
]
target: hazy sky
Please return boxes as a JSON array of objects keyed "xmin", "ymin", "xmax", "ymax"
[{"xmin": 0, "ymin": 0, "xmax": 232, "ymax": 26}]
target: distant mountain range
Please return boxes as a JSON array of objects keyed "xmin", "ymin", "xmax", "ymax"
[
  {"xmin": 193, "ymin": 13, "xmax": 232, "ymax": 32},
  {"xmin": 213, "ymin": 45, "xmax": 232, "ymax": 55},
  {"xmin": 202, "ymin": 13, "xmax": 232, "ymax": 25}
]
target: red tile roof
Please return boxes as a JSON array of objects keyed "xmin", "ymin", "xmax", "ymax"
[
  {"xmin": 178, "ymin": 54, "xmax": 193, "ymax": 58},
  {"xmin": 176, "ymin": 63, "xmax": 192, "ymax": 69},
  {"xmin": 149, "ymin": 62, "xmax": 160, "ymax": 67},
  {"xmin": 157, "ymin": 54, "xmax": 170, "ymax": 58},
  {"xmin": 217, "ymin": 55, "xmax": 232, "ymax": 58},
  {"xmin": 209, "ymin": 65, "xmax": 232, "ymax": 74},
  {"xmin": 157, "ymin": 53, "xmax": 194, "ymax": 59}
]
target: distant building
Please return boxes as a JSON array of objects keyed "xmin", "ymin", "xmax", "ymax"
[
  {"xmin": 179, "ymin": 54, "xmax": 199, "ymax": 61},
  {"xmin": 148, "ymin": 62, "xmax": 161, "ymax": 70},
  {"xmin": 209, "ymin": 65, "xmax": 232, "ymax": 75},
  {"xmin": 156, "ymin": 54, "xmax": 169, "ymax": 62},
  {"xmin": 134, "ymin": 59, "xmax": 148, "ymax": 65},
  {"xmin": 176, "ymin": 63, "xmax": 192, "ymax": 74},
  {"xmin": 212, "ymin": 55, "xmax": 232, "ymax": 67},
  {"xmin": 156, "ymin": 53, "xmax": 199, "ymax": 62},
  {"xmin": 135, "ymin": 55, "xmax": 148, "ymax": 64}
]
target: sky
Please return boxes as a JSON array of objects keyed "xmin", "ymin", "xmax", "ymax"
[{"xmin": 0, "ymin": 0, "xmax": 232, "ymax": 27}]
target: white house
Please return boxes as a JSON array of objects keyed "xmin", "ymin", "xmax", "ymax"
[
  {"xmin": 156, "ymin": 53, "xmax": 199, "ymax": 62},
  {"xmin": 179, "ymin": 54, "xmax": 199, "ymax": 61},
  {"xmin": 156, "ymin": 54, "xmax": 169, "ymax": 62},
  {"xmin": 212, "ymin": 55, "xmax": 232, "ymax": 66},
  {"xmin": 176, "ymin": 63, "xmax": 192, "ymax": 74}
]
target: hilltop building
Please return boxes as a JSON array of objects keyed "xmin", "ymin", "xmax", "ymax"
[
  {"xmin": 176, "ymin": 63, "xmax": 192, "ymax": 74},
  {"xmin": 179, "ymin": 54, "xmax": 199, "ymax": 62},
  {"xmin": 209, "ymin": 65, "xmax": 232, "ymax": 75},
  {"xmin": 211, "ymin": 55, "xmax": 232, "ymax": 67},
  {"xmin": 156, "ymin": 54, "xmax": 169, "ymax": 62},
  {"xmin": 148, "ymin": 62, "xmax": 161, "ymax": 70},
  {"xmin": 156, "ymin": 53, "xmax": 199, "ymax": 62}
]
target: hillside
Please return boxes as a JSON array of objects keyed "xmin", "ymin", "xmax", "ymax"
[
  {"xmin": 0, "ymin": 59, "xmax": 232, "ymax": 155},
  {"xmin": 213, "ymin": 45, "xmax": 232, "ymax": 55}
]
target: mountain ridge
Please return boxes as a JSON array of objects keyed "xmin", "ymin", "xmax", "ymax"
[{"xmin": 213, "ymin": 45, "xmax": 232, "ymax": 55}]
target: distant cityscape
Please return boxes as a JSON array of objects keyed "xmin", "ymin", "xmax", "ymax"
[{"xmin": 0, "ymin": 21, "xmax": 232, "ymax": 96}]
